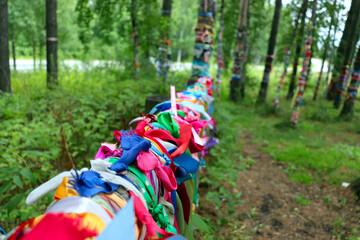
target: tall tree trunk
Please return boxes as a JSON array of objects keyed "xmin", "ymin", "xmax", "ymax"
[
  {"xmin": 189, "ymin": 0, "xmax": 217, "ymax": 85},
  {"xmin": 240, "ymin": 0, "xmax": 250, "ymax": 98},
  {"xmin": 287, "ymin": 0, "xmax": 308, "ymax": 99},
  {"xmin": 229, "ymin": 0, "xmax": 250, "ymax": 101},
  {"xmin": 340, "ymin": 46, "xmax": 360, "ymax": 116},
  {"xmin": 12, "ymin": 33, "xmax": 16, "ymax": 71},
  {"xmin": 324, "ymin": 50, "xmax": 333, "ymax": 94},
  {"xmin": 313, "ymin": 44, "xmax": 328, "ymax": 100},
  {"xmin": 46, "ymin": 0, "xmax": 58, "ymax": 88},
  {"xmin": 33, "ymin": 40, "xmax": 36, "ymax": 72},
  {"xmin": 131, "ymin": 0, "xmax": 139, "ymax": 79},
  {"xmin": 257, "ymin": 0, "xmax": 282, "ymax": 103},
  {"xmin": 327, "ymin": 0, "xmax": 360, "ymax": 101},
  {"xmin": 177, "ymin": 29, "xmax": 183, "ymax": 64},
  {"xmin": 345, "ymin": 54, "xmax": 356, "ymax": 86},
  {"xmin": 324, "ymin": 7, "xmax": 340, "ymax": 96},
  {"xmin": 157, "ymin": 0, "xmax": 172, "ymax": 93},
  {"xmin": 304, "ymin": 41, "xmax": 315, "ymax": 87},
  {"xmin": 215, "ymin": 0, "xmax": 225, "ymax": 98},
  {"xmin": 333, "ymin": 1, "xmax": 360, "ymax": 108},
  {"xmin": 39, "ymin": 39, "xmax": 43, "ymax": 70},
  {"xmin": 313, "ymin": 0, "xmax": 336, "ymax": 101},
  {"xmin": 0, "ymin": 0, "xmax": 11, "ymax": 93},
  {"xmin": 272, "ymin": 1, "xmax": 303, "ymax": 109},
  {"xmin": 290, "ymin": 0, "xmax": 317, "ymax": 125}
]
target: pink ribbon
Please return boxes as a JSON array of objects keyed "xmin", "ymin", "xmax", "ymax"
[
  {"xmin": 95, "ymin": 143, "xmax": 122, "ymax": 160},
  {"xmin": 136, "ymin": 151, "xmax": 177, "ymax": 194}
]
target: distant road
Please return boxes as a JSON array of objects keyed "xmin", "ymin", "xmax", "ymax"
[
  {"xmin": 9, "ymin": 59, "xmax": 118, "ymax": 72},
  {"xmin": 251, "ymin": 58, "xmax": 329, "ymax": 72},
  {"xmin": 9, "ymin": 59, "xmax": 328, "ymax": 72}
]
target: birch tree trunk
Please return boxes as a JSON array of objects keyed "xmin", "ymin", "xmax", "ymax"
[
  {"xmin": 257, "ymin": 0, "xmax": 282, "ymax": 103},
  {"xmin": 327, "ymin": 0, "xmax": 360, "ymax": 101},
  {"xmin": 332, "ymin": 0, "xmax": 360, "ymax": 108},
  {"xmin": 33, "ymin": 40, "xmax": 36, "ymax": 72},
  {"xmin": 324, "ymin": 7, "xmax": 340, "ymax": 97},
  {"xmin": 46, "ymin": 0, "xmax": 58, "ymax": 88},
  {"xmin": 189, "ymin": 0, "xmax": 217, "ymax": 85},
  {"xmin": 287, "ymin": 0, "xmax": 308, "ymax": 100},
  {"xmin": 177, "ymin": 29, "xmax": 183, "ymax": 64},
  {"xmin": 290, "ymin": 0, "xmax": 317, "ymax": 125},
  {"xmin": 0, "ymin": 0, "xmax": 11, "ymax": 93},
  {"xmin": 157, "ymin": 0, "xmax": 172, "ymax": 91},
  {"xmin": 229, "ymin": 0, "xmax": 250, "ymax": 101},
  {"xmin": 240, "ymin": 0, "xmax": 250, "ymax": 98},
  {"xmin": 11, "ymin": 32, "xmax": 16, "ymax": 71},
  {"xmin": 215, "ymin": 0, "xmax": 224, "ymax": 98},
  {"xmin": 272, "ymin": 1, "xmax": 303, "ymax": 109},
  {"xmin": 313, "ymin": 0, "xmax": 337, "ymax": 101},
  {"xmin": 340, "ymin": 46, "xmax": 360, "ymax": 116},
  {"xmin": 131, "ymin": 0, "xmax": 139, "ymax": 79}
]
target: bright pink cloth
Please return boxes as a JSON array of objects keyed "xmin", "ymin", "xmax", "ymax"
[
  {"xmin": 14, "ymin": 213, "xmax": 99, "ymax": 240},
  {"xmin": 95, "ymin": 143, "xmax": 122, "ymax": 160},
  {"xmin": 136, "ymin": 151, "xmax": 177, "ymax": 193}
]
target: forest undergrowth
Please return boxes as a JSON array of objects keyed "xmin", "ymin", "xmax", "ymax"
[
  {"xmin": 1, "ymin": 67, "xmax": 360, "ymax": 238},
  {"xmin": 0, "ymin": 66, "xmax": 179, "ymax": 228}
]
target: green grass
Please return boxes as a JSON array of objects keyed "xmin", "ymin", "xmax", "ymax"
[
  {"xmin": 295, "ymin": 193, "xmax": 311, "ymax": 206},
  {"xmin": 214, "ymin": 66, "xmax": 360, "ymax": 186}
]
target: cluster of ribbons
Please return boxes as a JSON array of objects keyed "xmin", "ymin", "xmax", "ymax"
[
  {"xmin": 291, "ymin": 35, "xmax": 313, "ymax": 124},
  {"xmin": 6, "ymin": 77, "xmax": 218, "ymax": 240},
  {"xmin": 334, "ymin": 62, "xmax": 350, "ymax": 103},
  {"xmin": 344, "ymin": 55, "xmax": 360, "ymax": 102},
  {"xmin": 229, "ymin": 29, "xmax": 248, "ymax": 101},
  {"xmin": 230, "ymin": 30, "xmax": 248, "ymax": 83},
  {"xmin": 157, "ymin": 38, "xmax": 172, "ymax": 79},
  {"xmin": 290, "ymin": 0, "xmax": 317, "ymax": 124},
  {"xmin": 215, "ymin": 28, "xmax": 224, "ymax": 97},
  {"xmin": 272, "ymin": 46, "xmax": 291, "ymax": 109},
  {"xmin": 262, "ymin": 54, "xmax": 275, "ymax": 84},
  {"xmin": 191, "ymin": 12, "xmax": 215, "ymax": 79}
]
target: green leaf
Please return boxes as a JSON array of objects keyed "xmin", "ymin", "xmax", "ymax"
[
  {"xmin": 192, "ymin": 213, "xmax": 211, "ymax": 233},
  {"xmin": 13, "ymin": 175, "xmax": 23, "ymax": 189},
  {"xmin": 1, "ymin": 194, "xmax": 24, "ymax": 213},
  {"xmin": 0, "ymin": 180, "xmax": 12, "ymax": 195},
  {"xmin": 20, "ymin": 168, "xmax": 37, "ymax": 185},
  {"xmin": 0, "ymin": 167, "xmax": 18, "ymax": 174},
  {"xmin": 22, "ymin": 150, "xmax": 53, "ymax": 159}
]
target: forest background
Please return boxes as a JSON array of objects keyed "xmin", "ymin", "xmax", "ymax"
[
  {"xmin": 1, "ymin": 0, "xmax": 360, "ymax": 238},
  {"xmin": 7, "ymin": 0, "xmax": 347, "ymax": 69}
]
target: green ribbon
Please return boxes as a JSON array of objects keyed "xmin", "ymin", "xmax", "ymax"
[
  {"xmin": 177, "ymin": 110, "xmax": 186, "ymax": 118},
  {"xmin": 109, "ymin": 158, "xmax": 118, "ymax": 164},
  {"xmin": 127, "ymin": 166, "xmax": 177, "ymax": 234},
  {"xmin": 150, "ymin": 203, "xmax": 177, "ymax": 234},
  {"xmin": 151, "ymin": 122, "xmax": 168, "ymax": 131},
  {"xmin": 157, "ymin": 112, "xmax": 180, "ymax": 139}
]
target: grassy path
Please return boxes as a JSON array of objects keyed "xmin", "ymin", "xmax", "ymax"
[
  {"xmin": 236, "ymin": 131, "xmax": 359, "ymax": 239},
  {"xmin": 193, "ymin": 98, "xmax": 360, "ymax": 239},
  {"xmin": 197, "ymin": 130, "xmax": 360, "ymax": 239}
]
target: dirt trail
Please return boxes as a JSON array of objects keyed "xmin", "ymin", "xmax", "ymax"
[{"xmin": 197, "ymin": 131, "xmax": 360, "ymax": 239}]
